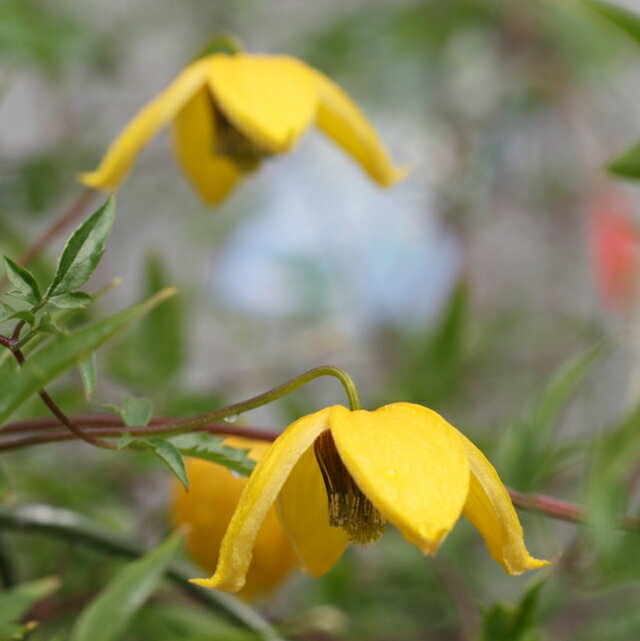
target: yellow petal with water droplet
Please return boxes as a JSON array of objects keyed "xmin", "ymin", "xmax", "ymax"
[{"xmin": 329, "ymin": 403, "xmax": 469, "ymax": 554}]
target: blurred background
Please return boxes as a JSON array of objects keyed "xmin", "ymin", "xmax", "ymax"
[{"xmin": 3, "ymin": 0, "xmax": 640, "ymax": 639}]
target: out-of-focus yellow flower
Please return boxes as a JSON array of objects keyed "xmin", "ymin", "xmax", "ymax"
[
  {"xmin": 171, "ymin": 437, "xmax": 298, "ymax": 601},
  {"xmin": 190, "ymin": 403, "xmax": 548, "ymax": 593},
  {"xmin": 79, "ymin": 53, "xmax": 406, "ymax": 205}
]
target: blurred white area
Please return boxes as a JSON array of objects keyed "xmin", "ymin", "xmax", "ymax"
[{"xmin": 212, "ymin": 137, "xmax": 460, "ymax": 333}]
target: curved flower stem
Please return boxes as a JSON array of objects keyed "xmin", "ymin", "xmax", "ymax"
[
  {"xmin": 0, "ymin": 503, "xmax": 285, "ymax": 641},
  {"xmin": 0, "ymin": 366, "xmax": 357, "ymax": 449},
  {"xmin": 157, "ymin": 365, "xmax": 361, "ymax": 436}
]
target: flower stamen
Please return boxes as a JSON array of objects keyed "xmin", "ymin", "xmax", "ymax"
[
  {"xmin": 213, "ymin": 104, "xmax": 270, "ymax": 170},
  {"xmin": 313, "ymin": 430, "xmax": 385, "ymax": 544}
]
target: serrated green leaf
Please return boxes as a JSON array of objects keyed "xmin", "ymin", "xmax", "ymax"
[
  {"xmin": 607, "ymin": 139, "xmax": 640, "ymax": 180},
  {"xmin": 0, "ymin": 287, "xmax": 176, "ymax": 425},
  {"xmin": 0, "ymin": 576, "xmax": 60, "ymax": 626},
  {"xmin": 578, "ymin": 0, "xmax": 640, "ymax": 47},
  {"xmin": 169, "ymin": 433, "xmax": 256, "ymax": 476},
  {"xmin": 3, "ymin": 257, "xmax": 41, "ymax": 305},
  {"xmin": 70, "ymin": 531, "xmax": 182, "ymax": 641},
  {"xmin": 142, "ymin": 437, "xmax": 189, "ymax": 489},
  {"xmin": 46, "ymin": 196, "xmax": 115, "ymax": 297},
  {"xmin": 78, "ymin": 353, "xmax": 96, "ymax": 402},
  {"xmin": 47, "ymin": 291, "xmax": 93, "ymax": 309}
]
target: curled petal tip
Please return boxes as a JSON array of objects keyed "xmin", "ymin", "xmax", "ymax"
[{"xmin": 386, "ymin": 165, "xmax": 411, "ymax": 186}]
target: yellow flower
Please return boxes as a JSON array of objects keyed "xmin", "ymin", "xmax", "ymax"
[
  {"xmin": 190, "ymin": 403, "xmax": 548, "ymax": 593},
  {"xmin": 171, "ymin": 438, "xmax": 298, "ymax": 601},
  {"xmin": 79, "ymin": 53, "xmax": 406, "ymax": 205}
]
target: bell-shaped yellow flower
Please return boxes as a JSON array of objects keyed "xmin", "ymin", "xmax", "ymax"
[
  {"xmin": 171, "ymin": 438, "xmax": 298, "ymax": 600},
  {"xmin": 191, "ymin": 403, "xmax": 548, "ymax": 593},
  {"xmin": 79, "ymin": 53, "xmax": 406, "ymax": 205}
]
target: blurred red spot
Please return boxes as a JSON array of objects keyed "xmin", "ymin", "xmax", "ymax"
[{"xmin": 589, "ymin": 191, "xmax": 640, "ymax": 313}]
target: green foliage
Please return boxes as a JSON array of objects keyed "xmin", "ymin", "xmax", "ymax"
[
  {"xmin": 480, "ymin": 580, "xmax": 545, "ymax": 641},
  {"xmin": 108, "ymin": 253, "xmax": 185, "ymax": 392},
  {"xmin": 78, "ymin": 353, "xmax": 97, "ymax": 401},
  {"xmin": 0, "ymin": 576, "xmax": 60, "ymax": 639},
  {"xmin": 389, "ymin": 280, "xmax": 469, "ymax": 407},
  {"xmin": 108, "ymin": 395, "xmax": 154, "ymax": 428},
  {"xmin": 607, "ymin": 140, "xmax": 640, "ymax": 180},
  {"xmin": 578, "ymin": 0, "xmax": 640, "ymax": 47},
  {"xmin": 70, "ymin": 532, "xmax": 183, "ymax": 641},
  {"xmin": 46, "ymin": 197, "xmax": 115, "ymax": 299},
  {"xmin": 500, "ymin": 343, "xmax": 603, "ymax": 491},
  {"xmin": 0, "ymin": 288, "xmax": 175, "ymax": 424},
  {"xmin": 3, "ymin": 257, "xmax": 41, "ymax": 306},
  {"xmin": 169, "ymin": 433, "xmax": 256, "ymax": 477}
]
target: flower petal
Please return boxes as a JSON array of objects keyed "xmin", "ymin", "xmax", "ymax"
[
  {"xmin": 276, "ymin": 445, "xmax": 349, "ymax": 577},
  {"xmin": 171, "ymin": 87, "xmax": 240, "ymax": 204},
  {"xmin": 313, "ymin": 71, "xmax": 408, "ymax": 186},
  {"xmin": 208, "ymin": 54, "xmax": 317, "ymax": 153},
  {"xmin": 190, "ymin": 406, "xmax": 338, "ymax": 592},
  {"xmin": 329, "ymin": 403, "xmax": 469, "ymax": 554},
  {"xmin": 172, "ymin": 455, "xmax": 297, "ymax": 601},
  {"xmin": 460, "ymin": 434, "xmax": 550, "ymax": 575},
  {"xmin": 79, "ymin": 58, "xmax": 209, "ymax": 190}
]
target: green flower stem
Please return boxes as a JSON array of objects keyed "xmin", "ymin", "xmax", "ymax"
[
  {"xmin": 160, "ymin": 365, "xmax": 361, "ymax": 437},
  {"xmin": 0, "ymin": 503, "xmax": 285, "ymax": 641}
]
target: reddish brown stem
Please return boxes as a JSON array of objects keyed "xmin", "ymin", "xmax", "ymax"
[{"xmin": 0, "ymin": 423, "xmax": 279, "ymax": 451}]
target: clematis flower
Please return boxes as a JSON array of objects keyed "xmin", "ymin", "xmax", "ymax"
[
  {"xmin": 191, "ymin": 403, "xmax": 548, "ymax": 593},
  {"xmin": 79, "ymin": 53, "xmax": 406, "ymax": 205},
  {"xmin": 171, "ymin": 438, "xmax": 298, "ymax": 601}
]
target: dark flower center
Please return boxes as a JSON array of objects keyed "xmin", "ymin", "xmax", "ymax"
[
  {"xmin": 313, "ymin": 430, "xmax": 385, "ymax": 544},
  {"xmin": 213, "ymin": 105, "xmax": 270, "ymax": 171}
]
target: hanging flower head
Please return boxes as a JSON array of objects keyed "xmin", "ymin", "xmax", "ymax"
[
  {"xmin": 171, "ymin": 438, "xmax": 298, "ymax": 601},
  {"xmin": 191, "ymin": 403, "xmax": 548, "ymax": 593},
  {"xmin": 79, "ymin": 52, "xmax": 406, "ymax": 205}
]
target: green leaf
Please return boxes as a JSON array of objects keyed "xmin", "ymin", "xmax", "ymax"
[
  {"xmin": 578, "ymin": 0, "xmax": 640, "ymax": 48},
  {"xmin": 169, "ymin": 433, "xmax": 256, "ymax": 476},
  {"xmin": 35, "ymin": 312, "xmax": 65, "ymax": 336},
  {"xmin": 47, "ymin": 291, "xmax": 93, "ymax": 309},
  {"xmin": 480, "ymin": 579, "xmax": 545, "ymax": 641},
  {"xmin": 499, "ymin": 342, "xmax": 604, "ymax": 491},
  {"xmin": 123, "ymin": 396, "xmax": 153, "ymax": 427},
  {"xmin": 78, "ymin": 353, "xmax": 96, "ymax": 402},
  {"xmin": 108, "ymin": 253, "xmax": 184, "ymax": 389},
  {"xmin": 0, "ymin": 305, "xmax": 35, "ymax": 326},
  {"xmin": 607, "ymin": 139, "xmax": 640, "ymax": 180},
  {"xmin": 0, "ymin": 576, "xmax": 60, "ymax": 626},
  {"xmin": 46, "ymin": 196, "xmax": 115, "ymax": 297},
  {"xmin": 3, "ymin": 257, "xmax": 41, "ymax": 305},
  {"xmin": 140, "ymin": 437, "xmax": 189, "ymax": 489},
  {"xmin": 533, "ymin": 341, "xmax": 605, "ymax": 430},
  {"xmin": 0, "ymin": 287, "xmax": 177, "ymax": 425},
  {"xmin": 70, "ymin": 531, "xmax": 183, "ymax": 641}
]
